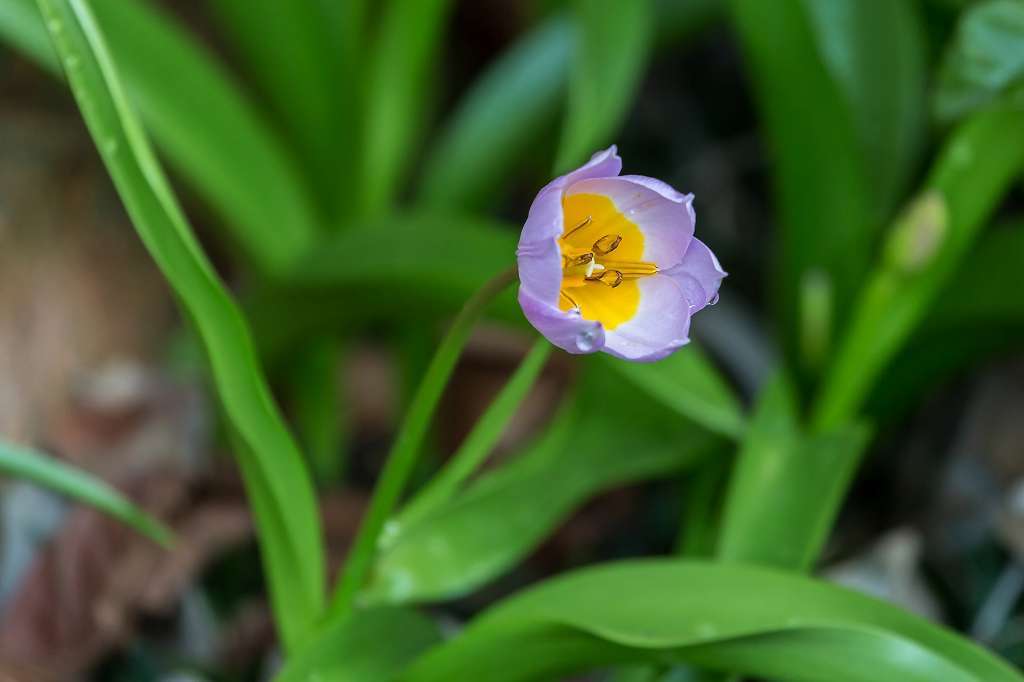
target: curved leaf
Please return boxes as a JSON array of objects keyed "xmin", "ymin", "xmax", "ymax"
[
  {"xmin": 402, "ymin": 560, "xmax": 1022, "ymax": 682},
  {"xmin": 0, "ymin": 440, "xmax": 171, "ymax": 545},
  {"xmin": 36, "ymin": 0, "xmax": 323, "ymax": 649},
  {"xmin": 555, "ymin": 0, "xmax": 654, "ymax": 172}
]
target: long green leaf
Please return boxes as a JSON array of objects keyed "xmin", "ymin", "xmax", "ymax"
[
  {"xmin": 729, "ymin": 0, "xmax": 925, "ymax": 374},
  {"xmin": 814, "ymin": 99, "xmax": 1024, "ymax": 430},
  {"xmin": 360, "ymin": 0, "xmax": 457, "ymax": 216},
  {"xmin": 275, "ymin": 607, "xmax": 441, "ymax": 682},
  {"xmin": 364, "ymin": 372, "xmax": 718, "ymax": 605},
  {"xmin": 935, "ymin": 0, "xmax": 1024, "ymax": 124},
  {"xmin": 402, "ymin": 560, "xmax": 1023, "ymax": 682},
  {"xmin": 0, "ymin": 440, "xmax": 171, "ymax": 545},
  {"xmin": 0, "ymin": 0, "xmax": 57, "ymax": 69},
  {"xmin": 718, "ymin": 376, "xmax": 870, "ymax": 570},
  {"xmin": 206, "ymin": 0, "xmax": 341, "ymax": 213},
  {"xmin": 418, "ymin": 16, "xmax": 573, "ymax": 210},
  {"xmin": 555, "ymin": 0, "xmax": 654, "ymax": 172},
  {"xmin": 35, "ymin": 0, "xmax": 324, "ymax": 649},
  {"xmin": 5, "ymin": 0, "xmax": 319, "ymax": 276}
]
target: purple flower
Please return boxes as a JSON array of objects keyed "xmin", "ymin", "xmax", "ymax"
[{"xmin": 516, "ymin": 146, "xmax": 725, "ymax": 361}]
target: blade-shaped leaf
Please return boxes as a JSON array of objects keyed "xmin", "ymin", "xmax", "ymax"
[
  {"xmin": 0, "ymin": 440, "xmax": 171, "ymax": 545},
  {"xmin": 935, "ymin": 0, "xmax": 1024, "ymax": 124},
  {"xmin": 206, "ymin": 0, "xmax": 341, "ymax": 213},
  {"xmin": 275, "ymin": 607, "xmax": 441, "ymax": 682},
  {"xmin": 729, "ymin": 0, "xmax": 926, "ymax": 373},
  {"xmin": 401, "ymin": 560, "xmax": 1023, "ymax": 682},
  {"xmin": 35, "ymin": 0, "xmax": 324, "ymax": 649},
  {"xmin": 418, "ymin": 16, "xmax": 573, "ymax": 210},
  {"xmin": 718, "ymin": 376, "xmax": 870, "ymax": 570},
  {"xmin": 814, "ymin": 99, "xmax": 1024, "ymax": 430},
  {"xmin": 555, "ymin": 0, "xmax": 654, "ymax": 172},
  {"xmin": 5, "ymin": 0, "xmax": 319, "ymax": 276},
  {"xmin": 364, "ymin": 371, "xmax": 719, "ymax": 605},
  {"xmin": 360, "ymin": 0, "xmax": 457, "ymax": 216}
]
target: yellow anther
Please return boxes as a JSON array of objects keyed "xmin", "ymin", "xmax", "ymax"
[{"xmin": 593, "ymin": 234, "xmax": 622, "ymax": 255}]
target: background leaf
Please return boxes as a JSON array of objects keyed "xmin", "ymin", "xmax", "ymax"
[
  {"xmin": 402, "ymin": 560, "xmax": 1024, "ymax": 682},
  {"xmin": 718, "ymin": 376, "xmax": 870, "ymax": 570},
  {"xmin": 418, "ymin": 16, "xmax": 573, "ymax": 210},
  {"xmin": 554, "ymin": 0, "xmax": 654, "ymax": 172},
  {"xmin": 6, "ymin": 0, "xmax": 319, "ymax": 276},
  {"xmin": 36, "ymin": 0, "xmax": 323, "ymax": 649},
  {"xmin": 276, "ymin": 607, "xmax": 441, "ymax": 682},
  {"xmin": 360, "ymin": 0, "xmax": 457, "ymax": 216},
  {"xmin": 206, "ymin": 0, "xmax": 342, "ymax": 215},
  {"xmin": 0, "ymin": 440, "xmax": 171, "ymax": 546},
  {"xmin": 729, "ymin": 0, "xmax": 925, "ymax": 376},
  {"xmin": 935, "ymin": 0, "xmax": 1024, "ymax": 124}
]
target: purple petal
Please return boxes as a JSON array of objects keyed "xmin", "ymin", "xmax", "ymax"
[
  {"xmin": 519, "ymin": 287, "xmax": 605, "ymax": 355},
  {"xmin": 664, "ymin": 237, "xmax": 726, "ymax": 313},
  {"xmin": 541, "ymin": 145, "xmax": 623, "ymax": 194},
  {"xmin": 603, "ymin": 274, "xmax": 691, "ymax": 362},
  {"xmin": 564, "ymin": 176, "xmax": 693, "ymax": 268}
]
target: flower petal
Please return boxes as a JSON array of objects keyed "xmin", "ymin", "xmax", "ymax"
[
  {"xmin": 544, "ymin": 145, "xmax": 623, "ymax": 194},
  {"xmin": 664, "ymin": 237, "xmax": 726, "ymax": 313},
  {"xmin": 564, "ymin": 176, "xmax": 693, "ymax": 269},
  {"xmin": 519, "ymin": 287, "xmax": 605, "ymax": 355},
  {"xmin": 603, "ymin": 274, "xmax": 691, "ymax": 362},
  {"xmin": 516, "ymin": 189, "xmax": 564, "ymax": 303}
]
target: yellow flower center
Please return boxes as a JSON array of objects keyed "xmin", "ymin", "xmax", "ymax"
[{"xmin": 558, "ymin": 193, "xmax": 658, "ymax": 330}]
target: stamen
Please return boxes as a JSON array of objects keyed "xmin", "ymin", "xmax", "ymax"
[
  {"xmin": 586, "ymin": 269, "xmax": 624, "ymax": 288},
  {"xmin": 560, "ymin": 290, "xmax": 580, "ymax": 309},
  {"xmin": 563, "ymin": 215, "xmax": 593, "ymax": 238},
  {"xmin": 592, "ymin": 234, "xmax": 622, "ymax": 255}
]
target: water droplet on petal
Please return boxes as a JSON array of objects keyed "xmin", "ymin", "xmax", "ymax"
[
  {"xmin": 707, "ymin": 293, "xmax": 720, "ymax": 306},
  {"xmin": 576, "ymin": 327, "xmax": 598, "ymax": 352}
]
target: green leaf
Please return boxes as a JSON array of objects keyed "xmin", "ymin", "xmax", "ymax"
[
  {"xmin": 402, "ymin": 559, "xmax": 1023, "ymax": 682},
  {"xmin": 4, "ymin": 0, "xmax": 319, "ymax": 276},
  {"xmin": 606, "ymin": 345, "xmax": 745, "ymax": 439},
  {"xmin": 206, "ymin": 0, "xmax": 342, "ymax": 214},
  {"xmin": 364, "ymin": 372, "xmax": 718, "ymax": 605},
  {"xmin": 555, "ymin": 0, "xmax": 653, "ymax": 172},
  {"xmin": 360, "ymin": 0, "xmax": 457, "ymax": 216},
  {"xmin": 814, "ymin": 100, "xmax": 1024, "ymax": 430},
  {"xmin": 729, "ymin": 0, "xmax": 925, "ymax": 373},
  {"xmin": 935, "ymin": 0, "xmax": 1024, "ymax": 124},
  {"xmin": 276, "ymin": 607, "xmax": 441, "ymax": 682},
  {"xmin": 418, "ymin": 16, "xmax": 573, "ymax": 210},
  {"xmin": 35, "ymin": 0, "xmax": 323, "ymax": 649},
  {"xmin": 398, "ymin": 338, "xmax": 553, "ymax": 527},
  {"xmin": 0, "ymin": 440, "xmax": 171, "ymax": 545},
  {"xmin": 718, "ymin": 376, "xmax": 870, "ymax": 570}
]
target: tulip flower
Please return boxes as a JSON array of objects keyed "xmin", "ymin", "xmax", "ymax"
[{"xmin": 517, "ymin": 146, "xmax": 725, "ymax": 361}]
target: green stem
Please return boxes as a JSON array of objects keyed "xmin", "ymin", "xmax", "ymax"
[
  {"xmin": 328, "ymin": 266, "xmax": 517, "ymax": 618},
  {"xmin": 396, "ymin": 337, "xmax": 551, "ymax": 530}
]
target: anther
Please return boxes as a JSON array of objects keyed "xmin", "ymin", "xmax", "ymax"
[
  {"xmin": 587, "ymin": 269, "xmax": 624, "ymax": 288},
  {"xmin": 592, "ymin": 234, "xmax": 622, "ymax": 255},
  {"xmin": 563, "ymin": 215, "xmax": 593, "ymax": 238}
]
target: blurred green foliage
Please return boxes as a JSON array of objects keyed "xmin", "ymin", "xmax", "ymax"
[{"xmin": 4, "ymin": 0, "xmax": 1024, "ymax": 679}]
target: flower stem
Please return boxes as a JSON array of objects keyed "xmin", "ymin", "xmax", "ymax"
[
  {"xmin": 328, "ymin": 266, "xmax": 517, "ymax": 619},
  {"xmin": 395, "ymin": 336, "xmax": 551, "ymax": 531}
]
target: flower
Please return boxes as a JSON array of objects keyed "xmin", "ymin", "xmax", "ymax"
[{"xmin": 516, "ymin": 146, "xmax": 725, "ymax": 361}]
